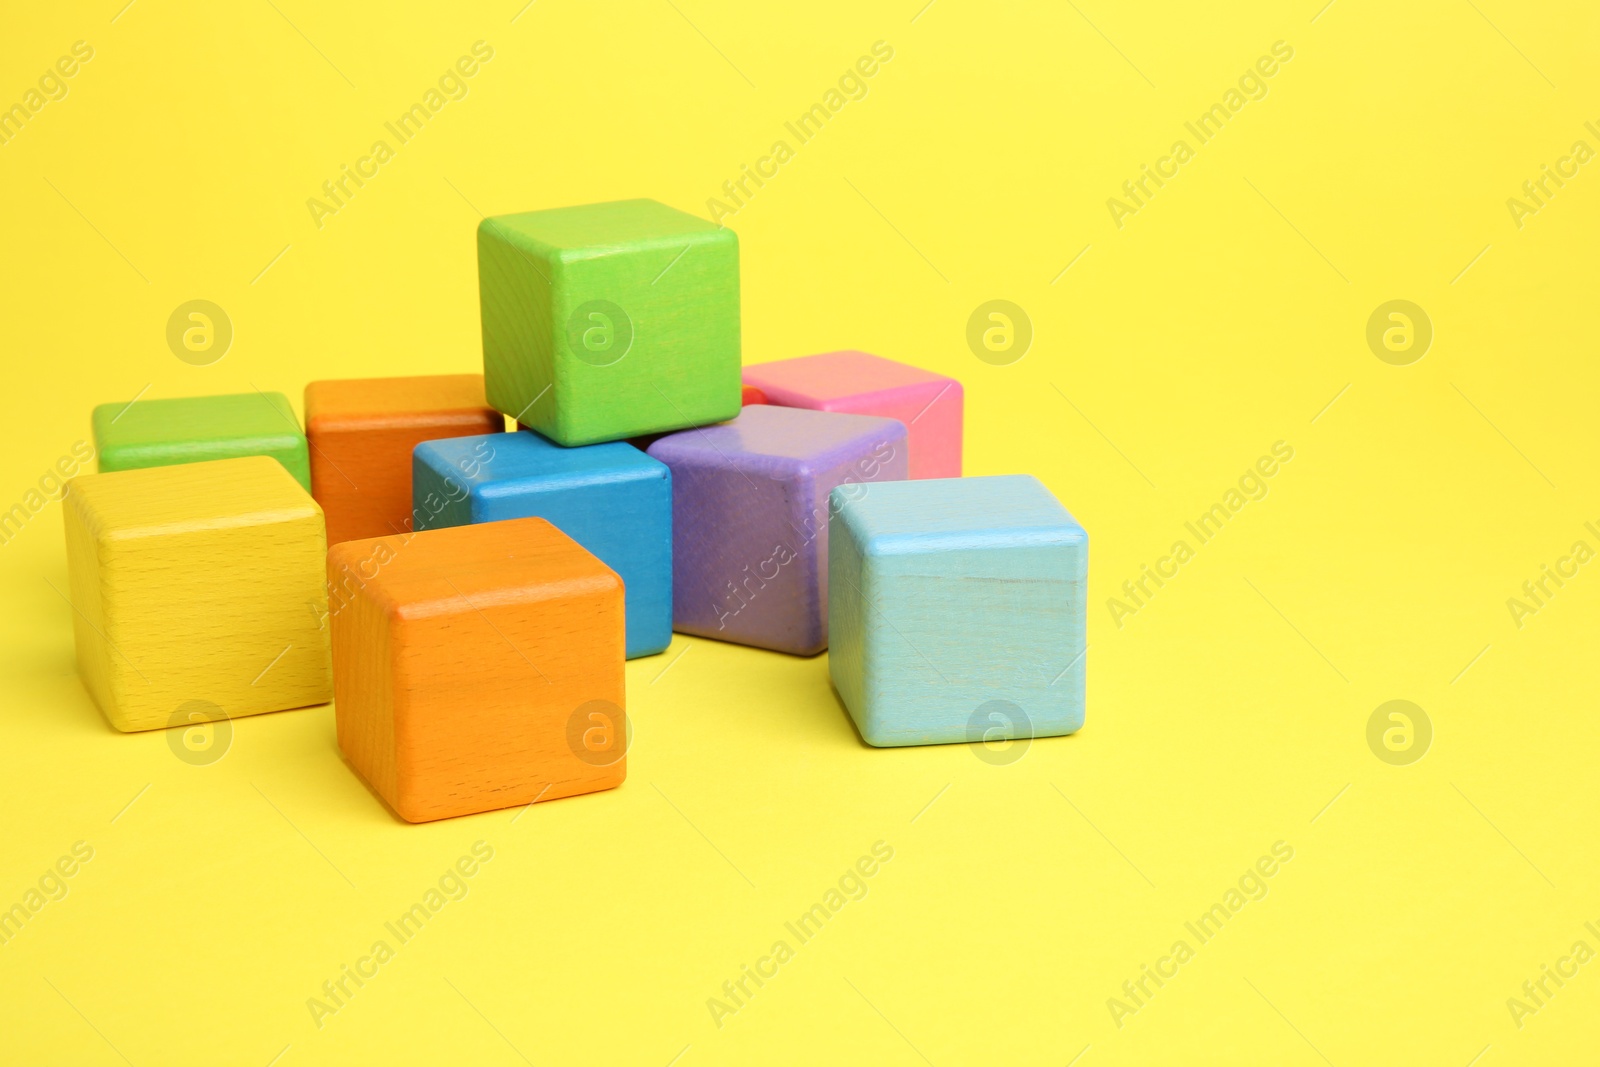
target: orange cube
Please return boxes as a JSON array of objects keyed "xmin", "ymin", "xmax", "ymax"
[
  {"xmin": 328, "ymin": 517, "xmax": 626, "ymax": 823},
  {"xmin": 305, "ymin": 375, "xmax": 504, "ymax": 546}
]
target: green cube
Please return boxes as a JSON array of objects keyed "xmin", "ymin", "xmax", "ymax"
[
  {"xmin": 477, "ymin": 199, "xmax": 741, "ymax": 446},
  {"xmin": 92, "ymin": 392, "xmax": 311, "ymax": 491}
]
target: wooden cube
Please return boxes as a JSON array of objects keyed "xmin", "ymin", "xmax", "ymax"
[
  {"xmin": 92, "ymin": 391, "xmax": 310, "ymax": 490},
  {"xmin": 647, "ymin": 406, "xmax": 907, "ymax": 655},
  {"xmin": 413, "ymin": 430, "xmax": 672, "ymax": 659},
  {"xmin": 63, "ymin": 456, "xmax": 332, "ymax": 732},
  {"xmin": 741, "ymin": 351, "xmax": 963, "ymax": 479},
  {"xmin": 829, "ymin": 475, "xmax": 1087, "ymax": 747},
  {"xmin": 329, "ymin": 517, "xmax": 625, "ymax": 823},
  {"xmin": 304, "ymin": 374, "xmax": 504, "ymax": 547},
  {"xmin": 478, "ymin": 199, "xmax": 740, "ymax": 446}
]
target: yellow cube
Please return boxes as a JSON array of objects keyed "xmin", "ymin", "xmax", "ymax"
[{"xmin": 63, "ymin": 456, "xmax": 332, "ymax": 732}]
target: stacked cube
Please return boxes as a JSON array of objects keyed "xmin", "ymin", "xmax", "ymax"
[{"xmin": 62, "ymin": 197, "xmax": 1088, "ymax": 825}]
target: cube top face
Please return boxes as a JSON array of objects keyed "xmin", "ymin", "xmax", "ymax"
[
  {"xmin": 742, "ymin": 351, "xmax": 950, "ymax": 407},
  {"xmin": 304, "ymin": 374, "xmax": 499, "ymax": 431},
  {"xmin": 486, "ymin": 198, "xmax": 722, "ymax": 256},
  {"xmin": 478, "ymin": 199, "xmax": 741, "ymax": 447},
  {"xmin": 328, "ymin": 516, "xmax": 620, "ymax": 618},
  {"xmin": 327, "ymin": 517, "xmax": 625, "ymax": 822},
  {"xmin": 832, "ymin": 475, "xmax": 1085, "ymax": 562},
  {"xmin": 646, "ymin": 404, "xmax": 905, "ymax": 475},
  {"xmin": 419, "ymin": 430, "xmax": 666, "ymax": 500},
  {"xmin": 68, "ymin": 454, "xmax": 322, "ymax": 541},
  {"xmin": 741, "ymin": 352, "xmax": 962, "ymax": 480},
  {"xmin": 828, "ymin": 475, "xmax": 1086, "ymax": 748},
  {"xmin": 64, "ymin": 456, "xmax": 331, "ymax": 732},
  {"xmin": 92, "ymin": 391, "xmax": 310, "ymax": 490}
]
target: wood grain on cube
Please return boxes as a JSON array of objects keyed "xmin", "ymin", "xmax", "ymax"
[
  {"xmin": 329, "ymin": 517, "xmax": 625, "ymax": 823},
  {"xmin": 647, "ymin": 405, "xmax": 906, "ymax": 655},
  {"xmin": 478, "ymin": 199, "xmax": 740, "ymax": 445},
  {"xmin": 304, "ymin": 374, "xmax": 503, "ymax": 546},
  {"xmin": 64, "ymin": 456, "xmax": 331, "ymax": 732},
  {"xmin": 829, "ymin": 475, "xmax": 1086, "ymax": 747}
]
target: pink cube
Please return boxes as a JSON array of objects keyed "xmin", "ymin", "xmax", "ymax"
[{"xmin": 741, "ymin": 351, "xmax": 962, "ymax": 479}]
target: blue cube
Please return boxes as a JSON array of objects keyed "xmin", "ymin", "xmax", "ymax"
[
  {"xmin": 412, "ymin": 430, "xmax": 672, "ymax": 658},
  {"xmin": 828, "ymin": 475, "xmax": 1087, "ymax": 747}
]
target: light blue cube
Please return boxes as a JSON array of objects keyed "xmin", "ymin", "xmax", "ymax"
[
  {"xmin": 828, "ymin": 475, "xmax": 1087, "ymax": 747},
  {"xmin": 412, "ymin": 430, "xmax": 672, "ymax": 658}
]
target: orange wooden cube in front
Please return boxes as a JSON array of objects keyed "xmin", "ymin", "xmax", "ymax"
[
  {"xmin": 328, "ymin": 517, "xmax": 626, "ymax": 823},
  {"xmin": 305, "ymin": 375, "xmax": 504, "ymax": 546}
]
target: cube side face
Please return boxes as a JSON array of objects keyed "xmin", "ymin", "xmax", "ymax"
[
  {"xmin": 835, "ymin": 379, "xmax": 961, "ymax": 480},
  {"xmin": 409, "ymin": 445, "xmax": 479, "ymax": 534},
  {"xmin": 655, "ymin": 416, "xmax": 906, "ymax": 656},
  {"xmin": 826, "ymin": 506, "xmax": 871, "ymax": 735},
  {"xmin": 549, "ymin": 228, "xmax": 741, "ymax": 445},
  {"xmin": 387, "ymin": 574, "xmax": 626, "ymax": 823},
  {"xmin": 94, "ymin": 510, "xmax": 333, "ymax": 731},
  {"xmin": 309, "ymin": 411, "xmax": 502, "ymax": 547},
  {"xmin": 478, "ymin": 220, "xmax": 558, "ymax": 433},
  {"xmin": 63, "ymin": 487, "xmax": 119, "ymax": 728},
  {"xmin": 855, "ymin": 537, "xmax": 1087, "ymax": 747},
  {"xmin": 799, "ymin": 437, "xmax": 911, "ymax": 653},
  {"xmin": 472, "ymin": 470, "xmax": 673, "ymax": 659},
  {"xmin": 908, "ymin": 382, "xmax": 962, "ymax": 479},
  {"xmin": 656, "ymin": 452, "xmax": 812, "ymax": 652},
  {"xmin": 274, "ymin": 438, "xmax": 314, "ymax": 492},
  {"xmin": 329, "ymin": 556, "xmax": 397, "ymax": 805}
]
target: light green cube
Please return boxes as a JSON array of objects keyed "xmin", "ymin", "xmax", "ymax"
[
  {"xmin": 477, "ymin": 199, "xmax": 741, "ymax": 446},
  {"xmin": 92, "ymin": 391, "xmax": 311, "ymax": 491}
]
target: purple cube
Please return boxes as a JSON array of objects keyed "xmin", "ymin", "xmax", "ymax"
[{"xmin": 647, "ymin": 405, "xmax": 908, "ymax": 654}]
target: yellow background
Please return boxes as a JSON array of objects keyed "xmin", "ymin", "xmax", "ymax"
[{"xmin": 3, "ymin": 1, "xmax": 1598, "ymax": 1063}]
